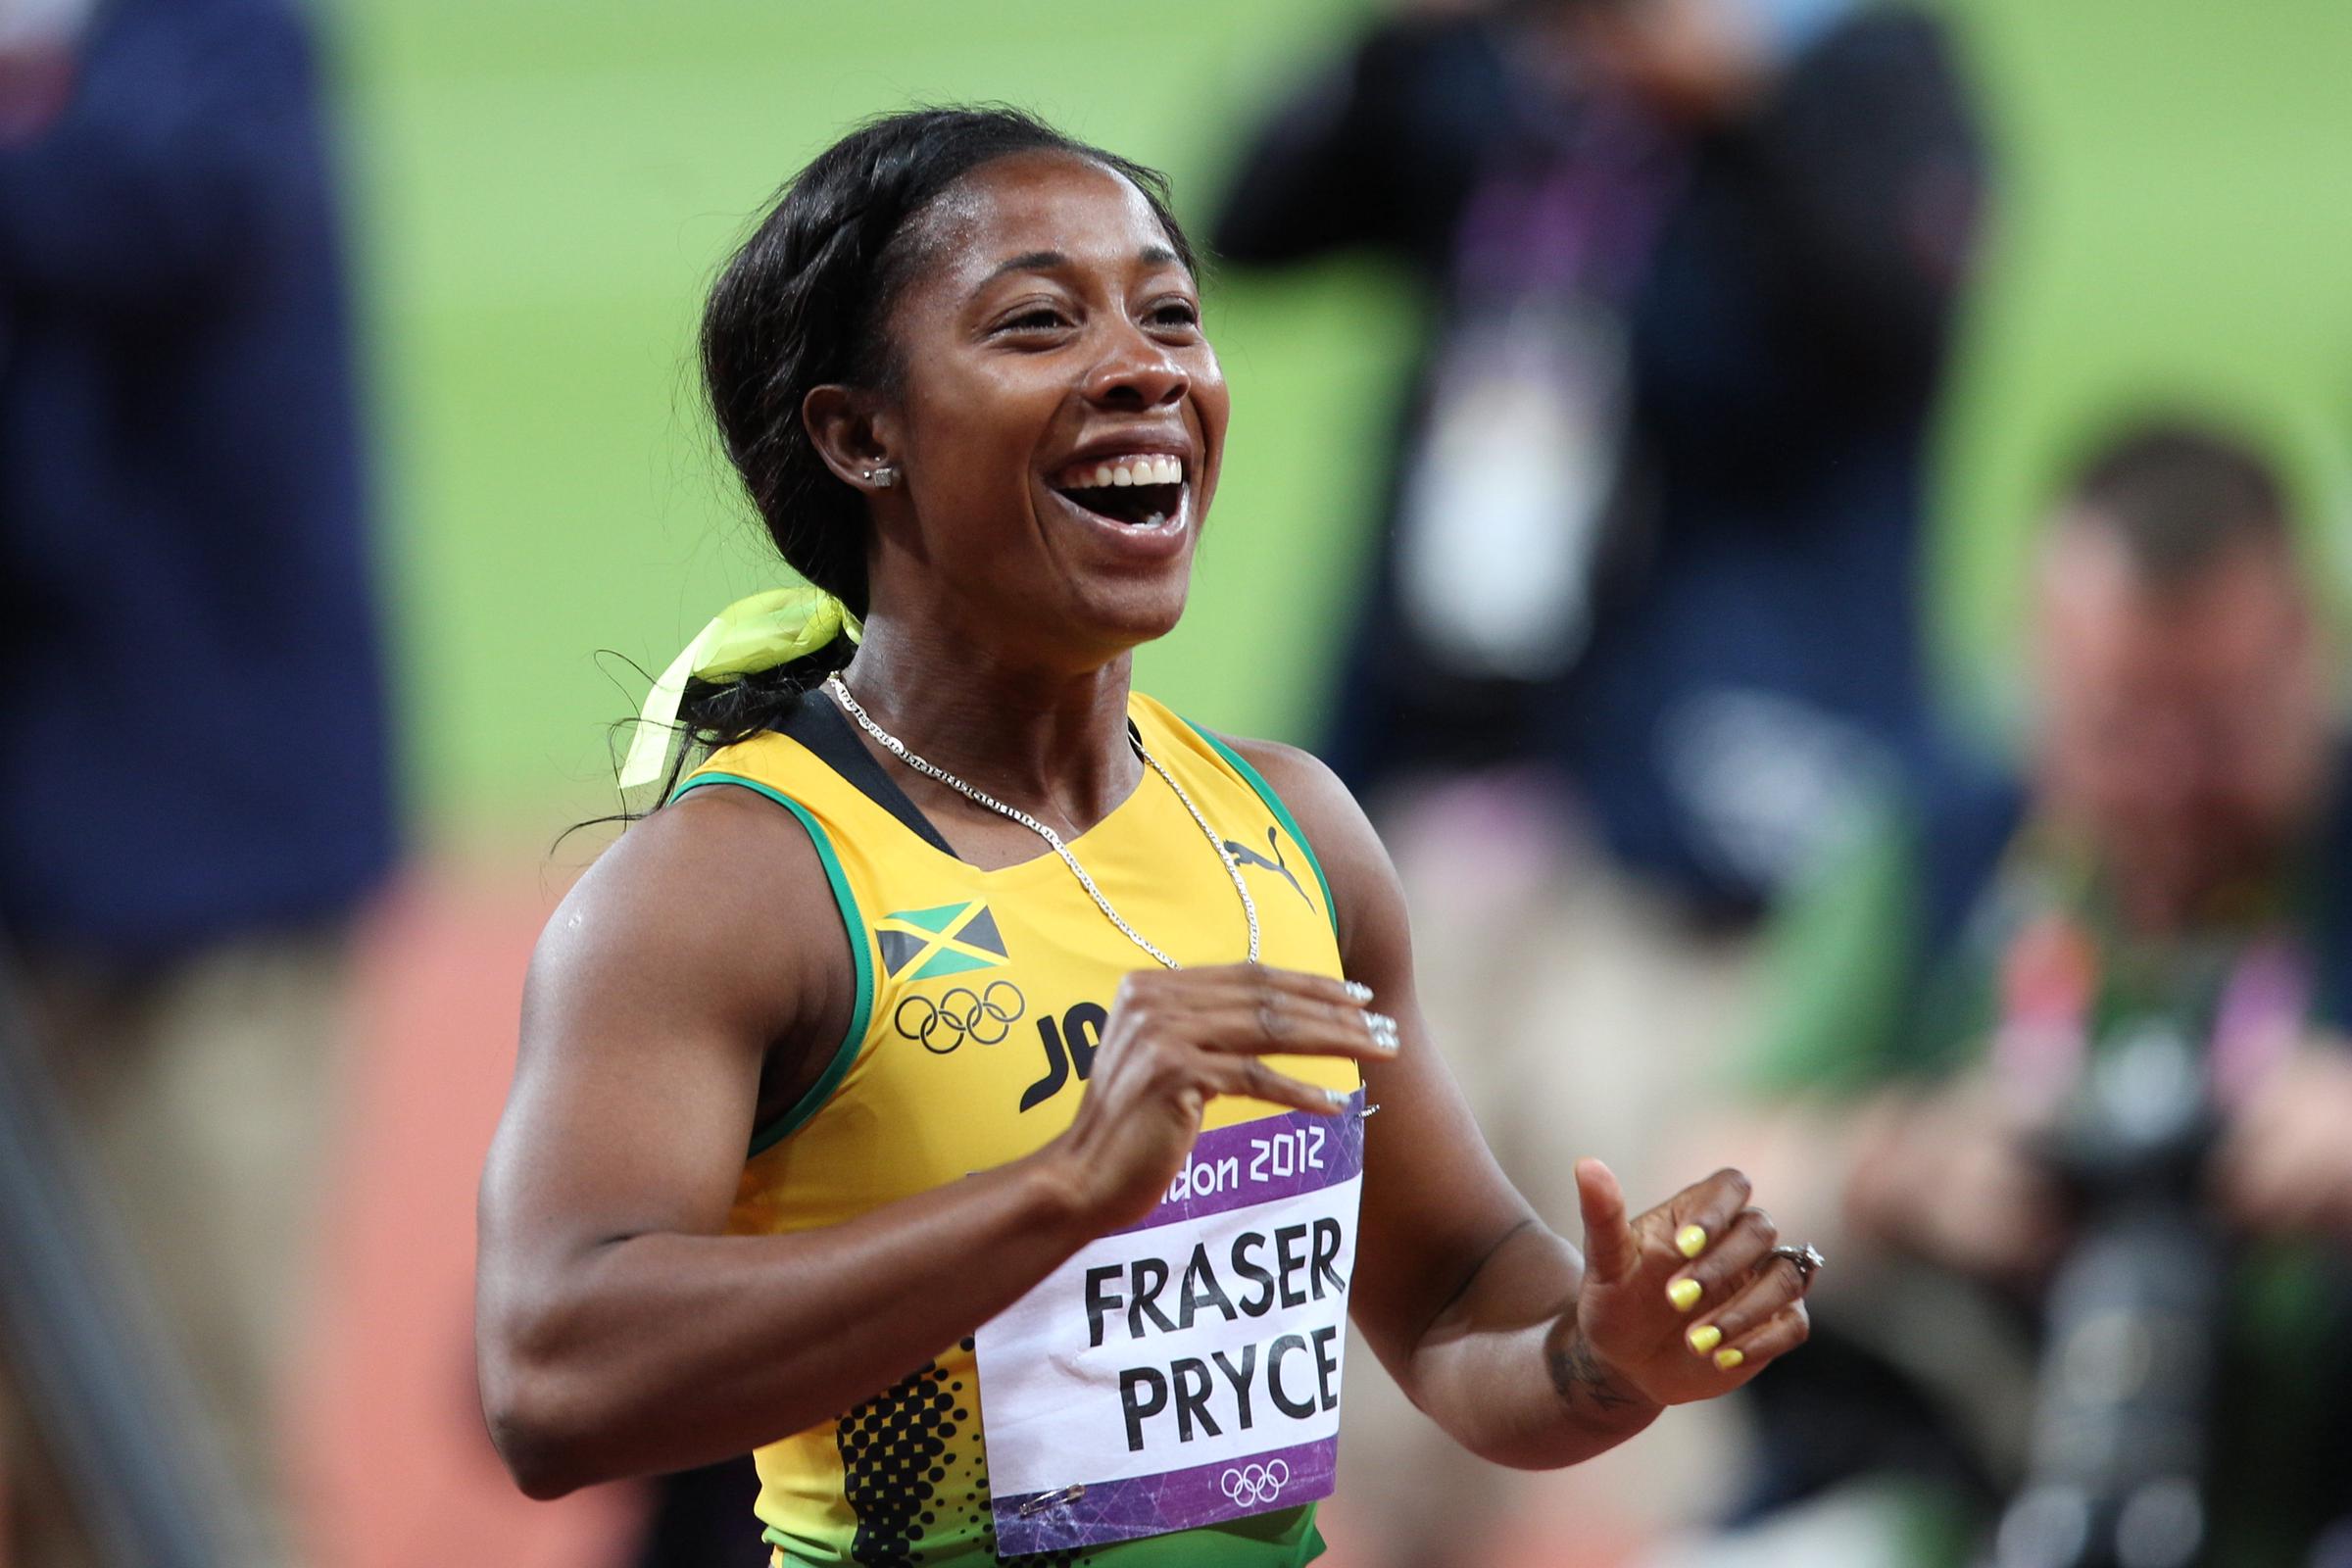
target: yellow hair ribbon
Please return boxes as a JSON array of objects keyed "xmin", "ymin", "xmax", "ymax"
[{"xmin": 618, "ymin": 587, "xmax": 862, "ymax": 791}]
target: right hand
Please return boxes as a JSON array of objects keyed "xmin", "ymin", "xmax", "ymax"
[
  {"xmin": 1044, "ymin": 964, "xmax": 1398, "ymax": 1232},
  {"xmin": 1561, "ymin": 1162, "xmax": 1812, "ymax": 1408},
  {"xmin": 1842, "ymin": 1075, "xmax": 2070, "ymax": 1286}
]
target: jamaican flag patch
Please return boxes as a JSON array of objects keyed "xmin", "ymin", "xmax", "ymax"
[{"xmin": 875, "ymin": 901, "xmax": 1010, "ymax": 982}]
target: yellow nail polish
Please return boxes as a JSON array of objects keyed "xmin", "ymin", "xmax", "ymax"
[
  {"xmin": 1675, "ymin": 1224, "xmax": 1708, "ymax": 1259},
  {"xmin": 1688, "ymin": 1324, "xmax": 1722, "ymax": 1355},
  {"xmin": 1667, "ymin": 1277, "xmax": 1702, "ymax": 1312},
  {"xmin": 1714, "ymin": 1348, "xmax": 1744, "ymax": 1372}
]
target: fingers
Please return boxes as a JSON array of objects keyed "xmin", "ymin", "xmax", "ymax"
[
  {"xmin": 1576, "ymin": 1158, "xmax": 1640, "ymax": 1286},
  {"xmin": 1177, "ymin": 963, "xmax": 1374, "ymax": 1011},
  {"xmin": 1663, "ymin": 1206, "xmax": 1778, "ymax": 1316},
  {"xmin": 1667, "ymin": 1168, "xmax": 1754, "ymax": 1254},
  {"xmin": 1195, "ymin": 1051, "xmax": 1354, "ymax": 1118},
  {"xmin": 1681, "ymin": 1242, "xmax": 1809, "ymax": 1364},
  {"xmin": 2217, "ymin": 1111, "xmax": 2352, "ymax": 1236},
  {"xmin": 1197, "ymin": 993, "xmax": 1396, "ymax": 1060},
  {"xmin": 1118, "ymin": 966, "xmax": 1399, "ymax": 1063},
  {"xmin": 2210, "ymin": 1054, "xmax": 2352, "ymax": 1239},
  {"xmin": 1094, "ymin": 967, "xmax": 1379, "ymax": 1127},
  {"xmin": 1712, "ymin": 1301, "xmax": 1810, "ymax": 1378}
]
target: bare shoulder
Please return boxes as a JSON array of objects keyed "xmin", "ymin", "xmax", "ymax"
[
  {"xmin": 1218, "ymin": 735, "xmax": 1404, "ymax": 965},
  {"xmin": 486, "ymin": 784, "xmax": 862, "ymax": 1277},
  {"xmin": 524, "ymin": 784, "xmax": 855, "ymax": 1078},
  {"xmin": 1220, "ymin": 736, "xmax": 1368, "ymax": 850}
]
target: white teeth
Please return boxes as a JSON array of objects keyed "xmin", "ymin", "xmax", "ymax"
[
  {"xmin": 1062, "ymin": 455, "xmax": 1186, "ymax": 489},
  {"xmin": 1058, "ymin": 453, "xmax": 1185, "ymax": 491}
]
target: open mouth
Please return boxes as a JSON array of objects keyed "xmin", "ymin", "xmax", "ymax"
[{"xmin": 1050, "ymin": 454, "xmax": 1187, "ymax": 530}]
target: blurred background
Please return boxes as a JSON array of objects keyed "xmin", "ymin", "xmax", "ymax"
[{"xmin": 7, "ymin": 0, "xmax": 2352, "ymax": 1564}]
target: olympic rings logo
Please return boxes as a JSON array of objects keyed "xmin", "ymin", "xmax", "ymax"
[
  {"xmin": 894, "ymin": 981, "xmax": 1026, "ymax": 1054},
  {"xmin": 1219, "ymin": 1460, "xmax": 1290, "ymax": 1508}
]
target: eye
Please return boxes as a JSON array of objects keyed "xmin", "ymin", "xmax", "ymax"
[
  {"xmin": 1150, "ymin": 299, "xmax": 1200, "ymax": 329},
  {"xmin": 993, "ymin": 306, "xmax": 1071, "ymax": 336}
]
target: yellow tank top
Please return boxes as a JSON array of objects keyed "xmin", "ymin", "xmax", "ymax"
[{"xmin": 675, "ymin": 690, "xmax": 1356, "ymax": 1568}]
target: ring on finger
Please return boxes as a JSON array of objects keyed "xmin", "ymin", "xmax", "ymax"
[{"xmin": 1768, "ymin": 1242, "xmax": 1827, "ymax": 1288}]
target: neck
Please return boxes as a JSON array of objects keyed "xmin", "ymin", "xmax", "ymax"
[{"xmin": 833, "ymin": 615, "xmax": 1142, "ymax": 833}]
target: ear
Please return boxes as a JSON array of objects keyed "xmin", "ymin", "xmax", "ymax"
[{"xmin": 803, "ymin": 384, "xmax": 900, "ymax": 495}]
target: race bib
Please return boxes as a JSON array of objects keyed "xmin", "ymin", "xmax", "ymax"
[{"xmin": 975, "ymin": 1094, "xmax": 1366, "ymax": 1555}]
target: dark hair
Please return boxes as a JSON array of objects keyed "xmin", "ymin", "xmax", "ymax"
[
  {"xmin": 668, "ymin": 105, "xmax": 1197, "ymax": 777},
  {"xmin": 2058, "ymin": 420, "xmax": 2291, "ymax": 587}
]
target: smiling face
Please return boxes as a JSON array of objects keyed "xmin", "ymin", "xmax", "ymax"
[{"xmin": 828, "ymin": 150, "xmax": 1229, "ymax": 671}]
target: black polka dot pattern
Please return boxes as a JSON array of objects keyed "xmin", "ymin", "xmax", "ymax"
[
  {"xmin": 837, "ymin": 1357, "xmax": 964, "ymax": 1565},
  {"xmin": 832, "ymin": 1337, "xmax": 1102, "ymax": 1566}
]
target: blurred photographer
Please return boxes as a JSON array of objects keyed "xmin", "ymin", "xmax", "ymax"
[
  {"xmin": 1217, "ymin": 6, "xmax": 1982, "ymax": 1554},
  {"xmin": 1711, "ymin": 423, "xmax": 2352, "ymax": 1567},
  {"xmin": 1216, "ymin": 0, "xmax": 1982, "ymax": 917}
]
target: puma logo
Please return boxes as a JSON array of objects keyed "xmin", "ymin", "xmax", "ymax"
[{"xmin": 1223, "ymin": 826, "xmax": 1310, "ymax": 907}]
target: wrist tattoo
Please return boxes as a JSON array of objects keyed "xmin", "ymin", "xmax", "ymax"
[{"xmin": 1545, "ymin": 1328, "xmax": 1642, "ymax": 1415}]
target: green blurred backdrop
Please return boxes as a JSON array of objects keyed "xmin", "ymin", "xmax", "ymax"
[{"xmin": 329, "ymin": 0, "xmax": 2352, "ymax": 844}]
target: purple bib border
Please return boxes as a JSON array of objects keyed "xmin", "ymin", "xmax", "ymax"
[
  {"xmin": 1109, "ymin": 1092, "xmax": 1367, "ymax": 1239},
  {"xmin": 991, "ymin": 1436, "xmax": 1338, "ymax": 1557}
]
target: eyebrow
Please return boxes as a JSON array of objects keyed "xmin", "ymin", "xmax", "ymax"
[
  {"xmin": 984, "ymin": 250, "xmax": 1067, "ymax": 283},
  {"xmin": 978, "ymin": 244, "xmax": 1186, "ymax": 286}
]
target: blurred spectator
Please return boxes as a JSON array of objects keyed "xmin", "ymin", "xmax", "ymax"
[
  {"xmin": 1216, "ymin": 0, "xmax": 1983, "ymax": 916},
  {"xmin": 0, "ymin": 0, "xmax": 396, "ymax": 1560},
  {"xmin": 1710, "ymin": 424, "xmax": 2352, "ymax": 1567},
  {"xmin": 1214, "ymin": 3, "xmax": 1982, "ymax": 1560}
]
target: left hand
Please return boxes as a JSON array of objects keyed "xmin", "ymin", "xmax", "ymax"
[
  {"xmin": 2210, "ymin": 1043, "xmax": 2352, "ymax": 1243},
  {"xmin": 1552, "ymin": 1159, "xmax": 1812, "ymax": 1406}
]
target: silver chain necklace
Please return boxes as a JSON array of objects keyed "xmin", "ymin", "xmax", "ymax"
[{"xmin": 825, "ymin": 674, "xmax": 1259, "ymax": 969}]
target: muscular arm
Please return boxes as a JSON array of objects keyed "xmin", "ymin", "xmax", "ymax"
[
  {"xmin": 1244, "ymin": 739, "xmax": 1817, "ymax": 1463},
  {"xmin": 1237, "ymin": 740, "xmax": 1664, "ymax": 1467},
  {"xmin": 474, "ymin": 789, "xmax": 1099, "ymax": 1496}
]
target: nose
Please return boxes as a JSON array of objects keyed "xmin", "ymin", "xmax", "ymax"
[{"xmin": 1082, "ymin": 319, "xmax": 1188, "ymax": 411}]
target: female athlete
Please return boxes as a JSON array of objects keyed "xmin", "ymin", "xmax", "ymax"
[{"xmin": 475, "ymin": 106, "xmax": 1817, "ymax": 1567}]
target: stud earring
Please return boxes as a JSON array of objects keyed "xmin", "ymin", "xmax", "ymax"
[{"xmin": 862, "ymin": 465, "xmax": 900, "ymax": 488}]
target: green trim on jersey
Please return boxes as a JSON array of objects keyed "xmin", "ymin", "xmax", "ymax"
[
  {"xmin": 1179, "ymin": 722, "xmax": 1341, "ymax": 942},
  {"xmin": 764, "ymin": 1502, "xmax": 1326, "ymax": 1564},
  {"xmin": 670, "ymin": 772, "xmax": 876, "ymax": 1155}
]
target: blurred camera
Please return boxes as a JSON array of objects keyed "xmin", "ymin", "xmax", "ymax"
[{"xmin": 1993, "ymin": 1017, "xmax": 2228, "ymax": 1568}]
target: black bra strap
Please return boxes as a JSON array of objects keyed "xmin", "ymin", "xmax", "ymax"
[{"xmin": 772, "ymin": 690, "xmax": 960, "ymax": 860}]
